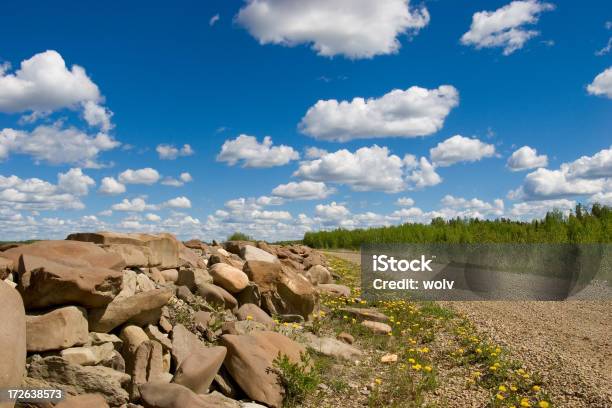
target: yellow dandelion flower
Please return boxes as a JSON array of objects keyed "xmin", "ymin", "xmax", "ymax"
[
  {"xmin": 476, "ymin": 348, "xmax": 482, "ymax": 354},
  {"xmin": 510, "ymin": 386, "xmax": 518, "ymax": 392},
  {"xmin": 411, "ymin": 364, "xmax": 422, "ymax": 371},
  {"xmin": 538, "ymin": 402, "xmax": 549, "ymax": 408},
  {"xmin": 424, "ymin": 365, "xmax": 432, "ymax": 372},
  {"xmin": 520, "ymin": 399, "xmax": 531, "ymax": 407},
  {"xmin": 498, "ymin": 385, "xmax": 507, "ymax": 392},
  {"xmin": 374, "ymin": 378, "xmax": 382, "ymax": 385},
  {"xmin": 408, "ymin": 358, "xmax": 416, "ymax": 364},
  {"xmin": 532, "ymin": 385, "xmax": 541, "ymax": 392},
  {"xmin": 246, "ymin": 315, "xmax": 253, "ymax": 321},
  {"xmin": 496, "ymin": 394, "xmax": 505, "ymax": 401},
  {"xmin": 489, "ymin": 366, "xmax": 497, "ymax": 371}
]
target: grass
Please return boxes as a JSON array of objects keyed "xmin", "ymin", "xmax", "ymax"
[{"xmin": 273, "ymin": 352, "xmax": 320, "ymax": 407}]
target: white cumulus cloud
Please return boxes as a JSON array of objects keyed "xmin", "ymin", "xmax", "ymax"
[
  {"xmin": 395, "ymin": 197, "xmax": 415, "ymax": 206},
  {"xmin": 99, "ymin": 177, "xmax": 126, "ymax": 195},
  {"xmin": 164, "ymin": 196, "xmax": 192, "ymax": 209},
  {"xmin": 118, "ymin": 168, "xmax": 160, "ymax": 185},
  {"xmin": 57, "ymin": 168, "xmax": 95, "ymax": 196},
  {"xmin": 111, "ymin": 198, "xmax": 157, "ymax": 212},
  {"xmin": 294, "ymin": 145, "xmax": 406, "ymax": 192},
  {"xmin": 299, "ymin": 85, "xmax": 459, "ymax": 141},
  {"xmin": 217, "ymin": 135, "xmax": 299, "ymax": 168},
  {"xmin": 507, "ymin": 146, "xmax": 548, "ymax": 171},
  {"xmin": 407, "ymin": 157, "xmax": 442, "ymax": 189},
  {"xmin": 156, "ymin": 144, "xmax": 194, "ymax": 160},
  {"xmin": 272, "ymin": 181, "xmax": 335, "ymax": 200},
  {"xmin": 0, "ymin": 124, "xmax": 119, "ymax": 167},
  {"xmin": 461, "ymin": 0, "xmax": 554, "ymax": 55},
  {"xmin": 587, "ymin": 67, "xmax": 612, "ymax": 99},
  {"xmin": 430, "ymin": 135, "xmax": 496, "ymax": 167},
  {"xmin": 236, "ymin": 0, "xmax": 430, "ymax": 59}
]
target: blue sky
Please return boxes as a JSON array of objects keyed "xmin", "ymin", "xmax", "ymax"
[{"xmin": 0, "ymin": 0, "xmax": 611, "ymax": 241}]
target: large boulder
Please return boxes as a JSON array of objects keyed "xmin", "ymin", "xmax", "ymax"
[
  {"xmin": 139, "ymin": 383, "xmax": 239, "ymax": 408},
  {"xmin": 243, "ymin": 261, "xmax": 317, "ymax": 319},
  {"xmin": 235, "ymin": 304, "xmax": 274, "ymax": 328},
  {"xmin": 221, "ymin": 331, "xmax": 306, "ymax": 408},
  {"xmin": 303, "ymin": 265, "xmax": 332, "ymax": 285},
  {"xmin": 27, "ymin": 355, "xmax": 130, "ymax": 407},
  {"xmin": 67, "ymin": 232, "xmax": 180, "ymax": 269},
  {"xmin": 2, "ymin": 240, "xmax": 125, "ymax": 271},
  {"xmin": 173, "ymin": 346, "xmax": 227, "ymax": 394},
  {"xmin": 26, "ymin": 306, "xmax": 89, "ymax": 352},
  {"xmin": 195, "ymin": 283, "xmax": 238, "ymax": 311},
  {"xmin": 171, "ymin": 324, "xmax": 208, "ymax": 367},
  {"xmin": 15, "ymin": 254, "xmax": 123, "ymax": 310},
  {"xmin": 0, "ymin": 282, "xmax": 26, "ymax": 408},
  {"xmin": 88, "ymin": 288, "xmax": 173, "ymax": 333},
  {"xmin": 302, "ymin": 251, "xmax": 326, "ymax": 270},
  {"xmin": 208, "ymin": 263, "xmax": 249, "ymax": 293},
  {"xmin": 178, "ymin": 243, "xmax": 206, "ymax": 269},
  {"xmin": 240, "ymin": 245, "xmax": 279, "ymax": 264}
]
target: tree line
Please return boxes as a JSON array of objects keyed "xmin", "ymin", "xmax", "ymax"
[{"xmin": 303, "ymin": 204, "xmax": 612, "ymax": 249}]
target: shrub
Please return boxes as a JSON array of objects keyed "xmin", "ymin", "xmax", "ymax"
[
  {"xmin": 273, "ymin": 352, "xmax": 319, "ymax": 406},
  {"xmin": 227, "ymin": 231, "xmax": 253, "ymax": 241}
]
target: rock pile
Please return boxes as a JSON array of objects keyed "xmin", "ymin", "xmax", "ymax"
[{"xmin": 0, "ymin": 232, "xmax": 347, "ymax": 408}]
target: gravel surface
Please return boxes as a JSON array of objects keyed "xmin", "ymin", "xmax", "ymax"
[{"xmin": 326, "ymin": 250, "xmax": 612, "ymax": 408}]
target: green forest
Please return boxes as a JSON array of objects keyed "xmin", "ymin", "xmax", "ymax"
[{"xmin": 303, "ymin": 204, "xmax": 612, "ymax": 249}]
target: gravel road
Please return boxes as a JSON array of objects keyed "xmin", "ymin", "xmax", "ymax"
[{"xmin": 325, "ymin": 250, "xmax": 612, "ymax": 407}]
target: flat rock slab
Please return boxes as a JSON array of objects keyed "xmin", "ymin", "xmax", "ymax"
[
  {"xmin": 303, "ymin": 333, "xmax": 362, "ymax": 362},
  {"xmin": 88, "ymin": 288, "xmax": 173, "ymax": 333},
  {"xmin": 339, "ymin": 307, "xmax": 389, "ymax": 323},
  {"xmin": 139, "ymin": 383, "xmax": 239, "ymax": 408},
  {"xmin": 26, "ymin": 306, "xmax": 89, "ymax": 352}
]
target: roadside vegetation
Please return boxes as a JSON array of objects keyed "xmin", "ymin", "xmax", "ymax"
[
  {"xmin": 292, "ymin": 256, "xmax": 553, "ymax": 407},
  {"xmin": 303, "ymin": 204, "xmax": 612, "ymax": 249}
]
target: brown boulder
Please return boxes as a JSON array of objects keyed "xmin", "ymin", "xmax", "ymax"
[
  {"xmin": 173, "ymin": 346, "xmax": 227, "ymax": 393},
  {"xmin": 243, "ymin": 261, "xmax": 317, "ymax": 319},
  {"xmin": 222, "ymin": 331, "xmax": 306, "ymax": 407},
  {"xmin": 0, "ymin": 282, "xmax": 26, "ymax": 408},
  {"xmin": 171, "ymin": 324, "xmax": 208, "ymax": 367},
  {"xmin": 240, "ymin": 245, "xmax": 279, "ymax": 263},
  {"xmin": 139, "ymin": 383, "xmax": 239, "ymax": 408},
  {"xmin": 361, "ymin": 320, "xmax": 392, "ymax": 335},
  {"xmin": 88, "ymin": 288, "xmax": 173, "ymax": 333},
  {"xmin": 235, "ymin": 304, "xmax": 274, "ymax": 328},
  {"xmin": 340, "ymin": 307, "xmax": 389, "ymax": 323},
  {"xmin": 208, "ymin": 263, "xmax": 249, "ymax": 293},
  {"xmin": 178, "ymin": 243, "xmax": 206, "ymax": 269},
  {"xmin": 67, "ymin": 232, "xmax": 180, "ymax": 269},
  {"xmin": 3, "ymin": 240, "xmax": 125, "ymax": 271},
  {"xmin": 195, "ymin": 283, "xmax": 237, "ymax": 311},
  {"xmin": 15, "ymin": 254, "xmax": 123, "ymax": 310},
  {"xmin": 303, "ymin": 265, "xmax": 332, "ymax": 285},
  {"xmin": 0, "ymin": 256, "xmax": 13, "ymax": 280},
  {"xmin": 26, "ymin": 306, "xmax": 89, "ymax": 352},
  {"xmin": 317, "ymin": 284, "xmax": 351, "ymax": 298}
]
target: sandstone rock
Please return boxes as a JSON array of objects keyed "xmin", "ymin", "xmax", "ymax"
[
  {"xmin": 193, "ymin": 311, "xmax": 213, "ymax": 330},
  {"xmin": 303, "ymin": 251, "xmax": 326, "ymax": 270},
  {"xmin": 3, "ymin": 240, "xmax": 125, "ymax": 271},
  {"xmin": 236, "ymin": 283, "xmax": 261, "ymax": 307},
  {"xmin": 89, "ymin": 288, "xmax": 173, "ymax": 333},
  {"xmin": 27, "ymin": 355, "xmax": 130, "ymax": 407},
  {"xmin": 240, "ymin": 245, "xmax": 279, "ymax": 264},
  {"xmin": 184, "ymin": 239, "xmax": 208, "ymax": 252},
  {"xmin": 136, "ymin": 273, "xmax": 156, "ymax": 293},
  {"xmin": 118, "ymin": 269, "xmax": 138, "ymax": 299},
  {"xmin": 173, "ymin": 346, "xmax": 227, "ymax": 394},
  {"xmin": 224, "ymin": 241, "xmax": 250, "ymax": 256},
  {"xmin": 16, "ymin": 254, "xmax": 123, "ymax": 309},
  {"xmin": 235, "ymin": 304, "xmax": 274, "ymax": 328},
  {"xmin": 0, "ymin": 256, "xmax": 13, "ymax": 280},
  {"xmin": 222, "ymin": 331, "xmax": 306, "ymax": 407},
  {"xmin": 121, "ymin": 326, "xmax": 150, "ymax": 355},
  {"xmin": 361, "ymin": 320, "xmax": 392, "ymax": 335},
  {"xmin": 303, "ymin": 333, "xmax": 362, "ymax": 362},
  {"xmin": 196, "ymin": 283, "xmax": 237, "ymax": 311},
  {"xmin": 161, "ymin": 269, "xmax": 179, "ymax": 283},
  {"xmin": 178, "ymin": 243, "xmax": 206, "ymax": 269},
  {"xmin": 303, "ymin": 265, "xmax": 332, "ymax": 285},
  {"xmin": 26, "ymin": 306, "xmax": 89, "ymax": 352},
  {"xmin": 339, "ymin": 307, "xmax": 389, "ymax": 323},
  {"xmin": 67, "ymin": 232, "xmax": 180, "ymax": 269},
  {"xmin": 317, "ymin": 284, "xmax": 351, "ymax": 298},
  {"xmin": 381, "ymin": 353, "xmax": 398, "ymax": 363},
  {"xmin": 0, "ymin": 282, "xmax": 26, "ymax": 408},
  {"xmin": 89, "ymin": 332, "xmax": 123, "ymax": 349},
  {"xmin": 139, "ymin": 383, "xmax": 239, "ymax": 408},
  {"xmin": 55, "ymin": 394, "xmax": 110, "ymax": 408},
  {"xmin": 124, "ymin": 339, "xmax": 165, "ymax": 400},
  {"xmin": 176, "ymin": 286, "xmax": 196, "ymax": 303},
  {"xmin": 336, "ymin": 332, "xmax": 354, "ymax": 345},
  {"xmin": 60, "ymin": 346, "xmax": 98, "ymax": 365},
  {"xmin": 243, "ymin": 261, "xmax": 316, "ymax": 319},
  {"xmin": 146, "ymin": 267, "xmax": 166, "ymax": 284},
  {"xmin": 171, "ymin": 324, "xmax": 207, "ymax": 367},
  {"xmin": 209, "ymin": 263, "xmax": 249, "ymax": 293},
  {"xmin": 145, "ymin": 325, "xmax": 173, "ymax": 351},
  {"xmin": 177, "ymin": 268, "xmax": 212, "ymax": 290},
  {"xmin": 221, "ymin": 320, "xmax": 268, "ymax": 336}
]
